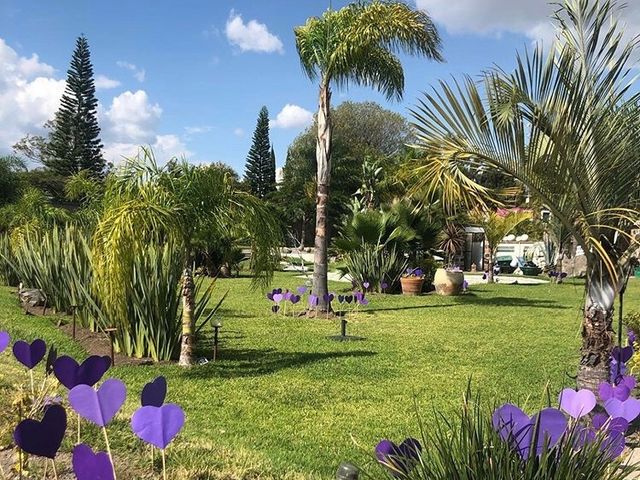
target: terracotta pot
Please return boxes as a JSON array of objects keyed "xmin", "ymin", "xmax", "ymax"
[
  {"xmin": 400, "ymin": 276, "xmax": 424, "ymax": 295},
  {"xmin": 434, "ymin": 268, "xmax": 464, "ymax": 296}
]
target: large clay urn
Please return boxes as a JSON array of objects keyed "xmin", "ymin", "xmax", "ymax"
[{"xmin": 433, "ymin": 268, "xmax": 464, "ymax": 296}]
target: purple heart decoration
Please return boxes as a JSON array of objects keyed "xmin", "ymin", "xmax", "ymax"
[
  {"xmin": 13, "ymin": 339, "xmax": 46, "ymax": 369},
  {"xmin": 612, "ymin": 346, "xmax": 633, "ymax": 363},
  {"xmin": 337, "ymin": 295, "xmax": 345, "ymax": 304},
  {"xmin": 354, "ymin": 291, "xmax": 364, "ymax": 302},
  {"xmin": 271, "ymin": 305, "xmax": 280, "ymax": 313},
  {"xmin": 592, "ymin": 413, "xmax": 629, "ymax": 433},
  {"xmin": 363, "ymin": 282, "xmax": 370, "ymax": 289},
  {"xmin": 322, "ymin": 293, "xmax": 334, "ymax": 303},
  {"xmin": 0, "ymin": 331, "xmax": 10, "ymax": 353},
  {"xmin": 359, "ymin": 298, "xmax": 369, "ymax": 306},
  {"xmin": 492, "ymin": 405, "xmax": 567, "ymax": 458},
  {"xmin": 604, "ymin": 397, "xmax": 640, "ymax": 423},
  {"xmin": 345, "ymin": 295, "xmax": 353, "ymax": 304},
  {"xmin": 290, "ymin": 295, "xmax": 300, "ymax": 304},
  {"xmin": 131, "ymin": 403, "xmax": 185, "ymax": 450},
  {"xmin": 619, "ymin": 375, "xmax": 636, "ymax": 391},
  {"xmin": 72, "ymin": 443, "xmax": 114, "ymax": 480},
  {"xmin": 284, "ymin": 291, "xmax": 292, "ymax": 301},
  {"xmin": 308, "ymin": 294, "xmax": 319, "ymax": 307},
  {"xmin": 492, "ymin": 404, "xmax": 530, "ymax": 442},
  {"xmin": 272, "ymin": 293, "xmax": 284, "ymax": 303},
  {"xmin": 598, "ymin": 382, "xmax": 631, "ymax": 402},
  {"xmin": 13, "ymin": 404, "xmax": 66, "ymax": 459},
  {"xmin": 297, "ymin": 286, "xmax": 307, "ymax": 294},
  {"xmin": 141, "ymin": 376, "xmax": 167, "ymax": 407},
  {"xmin": 54, "ymin": 355, "xmax": 111, "ymax": 390},
  {"xmin": 274, "ymin": 288, "xmax": 282, "ymax": 294},
  {"xmin": 375, "ymin": 438, "xmax": 422, "ymax": 477},
  {"xmin": 266, "ymin": 293, "xmax": 273, "ymax": 301},
  {"xmin": 558, "ymin": 388, "xmax": 596, "ymax": 418},
  {"xmin": 69, "ymin": 378, "xmax": 127, "ymax": 427},
  {"xmin": 600, "ymin": 430, "xmax": 626, "ymax": 459}
]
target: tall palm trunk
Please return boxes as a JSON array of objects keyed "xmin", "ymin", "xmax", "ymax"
[
  {"xmin": 484, "ymin": 239, "xmax": 494, "ymax": 283},
  {"xmin": 312, "ymin": 79, "xmax": 332, "ymax": 312},
  {"xmin": 178, "ymin": 267, "xmax": 195, "ymax": 366},
  {"xmin": 577, "ymin": 262, "xmax": 616, "ymax": 393}
]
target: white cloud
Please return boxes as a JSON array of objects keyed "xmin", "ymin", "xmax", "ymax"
[
  {"xmin": 104, "ymin": 90, "xmax": 162, "ymax": 143},
  {"xmin": 233, "ymin": 127, "xmax": 244, "ymax": 137},
  {"xmin": 116, "ymin": 60, "xmax": 146, "ymax": 82},
  {"xmin": 225, "ymin": 10, "xmax": 284, "ymax": 54},
  {"xmin": 94, "ymin": 74, "xmax": 121, "ymax": 90},
  {"xmin": 0, "ymin": 38, "xmax": 64, "ymax": 148},
  {"xmin": 102, "ymin": 90, "xmax": 190, "ymax": 164},
  {"xmin": 269, "ymin": 104, "xmax": 313, "ymax": 129},
  {"xmin": 184, "ymin": 125, "xmax": 213, "ymax": 135},
  {"xmin": 415, "ymin": 0, "xmax": 640, "ymax": 43}
]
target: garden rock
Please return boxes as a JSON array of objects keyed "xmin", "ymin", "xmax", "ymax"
[{"xmin": 19, "ymin": 288, "xmax": 46, "ymax": 307}]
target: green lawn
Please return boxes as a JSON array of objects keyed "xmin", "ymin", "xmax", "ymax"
[{"xmin": 1, "ymin": 274, "xmax": 639, "ymax": 479}]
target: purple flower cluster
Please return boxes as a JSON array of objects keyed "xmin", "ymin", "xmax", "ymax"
[{"xmin": 405, "ymin": 267, "xmax": 424, "ymax": 278}]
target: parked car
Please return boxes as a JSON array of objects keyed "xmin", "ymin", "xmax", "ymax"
[{"xmin": 494, "ymin": 256, "xmax": 542, "ymax": 276}]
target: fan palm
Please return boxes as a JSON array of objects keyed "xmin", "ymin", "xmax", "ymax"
[
  {"xmin": 92, "ymin": 148, "xmax": 281, "ymax": 365},
  {"xmin": 407, "ymin": 0, "xmax": 640, "ymax": 390},
  {"xmin": 294, "ymin": 0, "xmax": 442, "ymax": 310},
  {"xmin": 469, "ymin": 208, "xmax": 533, "ymax": 282}
]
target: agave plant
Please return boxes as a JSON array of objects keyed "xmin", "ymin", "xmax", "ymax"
[
  {"xmin": 91, "ymin": 148, "xmax": 281, "ymax": 365},
  {"xmin": 406, "ymin": 0, "xmax": 640, "ymax": 391}
]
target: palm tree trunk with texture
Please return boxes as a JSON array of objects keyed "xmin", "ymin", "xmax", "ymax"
[
  {"xmin": 179, "ymin": 267, "xmax": 196, "ymax": 366},
  {"xmin": 577, "ymin": 262, "xmax": 616, "ymax": 393},
  {"xmin": 312, "ymin": 79, "xmax": 332, "ymax": 312}
]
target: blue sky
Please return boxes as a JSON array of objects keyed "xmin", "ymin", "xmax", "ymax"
[{"xmin": 1, "ymin": 0, "xmax": 637, "ymax": 174}]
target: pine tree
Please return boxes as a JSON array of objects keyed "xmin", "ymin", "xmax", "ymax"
[
  {"xmin": 46, "ymin": 35, "xmax": 104, "ymax": 177},
  {"xmin": 244, "ymin": 106, "xmax": 275, "ymax": 198}
]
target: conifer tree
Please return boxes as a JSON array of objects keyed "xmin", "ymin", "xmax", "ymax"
[
  {"xmin": 269, "ymin": 144, "xmax": 277, "ymax": 189},
  {"xmin": 244, "ymin": 106, "xmax": 275, "ymax": 198},
  {"xmin": 46, "ymin": 35, "xmax": 104, "ymax": 177}
]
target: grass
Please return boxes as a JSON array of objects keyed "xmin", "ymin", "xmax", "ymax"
[{"xmin": 1, "ymin": 273, "xmax": 639, "ymax": 479}]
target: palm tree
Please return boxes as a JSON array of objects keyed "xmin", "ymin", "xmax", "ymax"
[
  {"xmin": 92, "ymin": 148, "xmax": 281, "ymax": 365},
  {"xmin": 406, "ymin": 0, "xmax": 640, "ymax": 391},
  {"xmin": 469, "ymin": 208, "xmax": 533, "ymax": 282},
  {"xmin": 294, "ymin": 0, "xmax": 442, "ymax": 310}
]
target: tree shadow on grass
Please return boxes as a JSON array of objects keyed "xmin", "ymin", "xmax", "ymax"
[
  {"xmin": 182, "ymin": 348, "xmax": 376, "ymax": 379},
  {"xmin": 453, "ymin": 293, "xmax": 570, "ymax": 309},
  {"xmin": 363, "ymin": 304, "xmax": 456, "ymax": 313}
]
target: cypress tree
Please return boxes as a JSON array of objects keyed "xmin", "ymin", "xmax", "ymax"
[
  {"xmin": 244, "ymin": 106, "xmax": 275, "ymax": 198},
  {"xmin": 46, "ymin": 35, "xmax": 104, "ymax": 177}
]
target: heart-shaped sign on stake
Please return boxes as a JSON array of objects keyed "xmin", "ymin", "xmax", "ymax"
[
  {"xmin": 0, "ymin": 331, "xmax": 10, "ymax": 353},
  {"xmin": 131, "ymin": 403, "xmax": 186, "ymax": 450},
  {"xmin": 375, "ymin": 437, "xmax": 422, "ymax": 477},
  {"xmin": 14, "ymin": 404, "xmax": 67, "ymax": 459},
  {"xmin": 141, "ymin": 376, "xmax": 167, "ymax": 407},
  {"xmin": 132, "ymin": 403, "xmax": 186, "ymax": 480},
  {"xmin": 73, "ymin": 443, "xmax": 115, "ymax": 480},
  {"xmin": 69, "ymin": 378, "xmax": 127, "ymax": 427},
  {"xmin": 13, "ymin": 339, "xmax": 46, "ymax": 369},
  {"xmin": 54, "ymin": 355, "xmax": 111, "ymax": 390},
  {"xmin": 558, "ymin": 388, "xmax": 596, "ymax": 418},
  {"xmin": 604, "ymin": 397, "xmax": 640, "ymax": 423}
]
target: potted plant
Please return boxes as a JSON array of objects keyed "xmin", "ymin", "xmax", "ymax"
[
  {"xmin": 400, "ymin": 267, "xmax": 425, "ymax": 295},
  {"xmin": 435, "ymin": 222, "xmax": 466, "ymax": 296}
]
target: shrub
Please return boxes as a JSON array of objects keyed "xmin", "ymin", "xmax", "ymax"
[
  {"xmin": 363, "ymin": 389, "xmax": 630, "ymax": 480},
  {"xmin": 339, "ymin": 244, "xmax": 408, "ymax": 292}
]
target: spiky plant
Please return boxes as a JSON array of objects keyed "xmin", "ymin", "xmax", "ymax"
[{"xmin": 406, "ymin": 0, "xmax": 640, "ymax": 391}]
